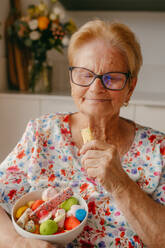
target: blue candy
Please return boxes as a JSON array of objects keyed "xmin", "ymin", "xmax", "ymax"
[{"xmin": 75, "ymin": 209, "xmax": 86, "ymax": 221}]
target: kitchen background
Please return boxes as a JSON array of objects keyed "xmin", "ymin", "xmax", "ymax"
[{"xmin": 0, "ymin": 0, "xmax": 165, "ymax": 162}]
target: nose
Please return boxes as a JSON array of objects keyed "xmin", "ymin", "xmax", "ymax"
[{"xmin": 89, "ymin": 77, "xmax": 105, "ymax": 91}]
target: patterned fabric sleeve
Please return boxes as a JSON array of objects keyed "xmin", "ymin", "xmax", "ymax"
[
  {"xmin": 152, "ymin": 138, "xmax": 165, "ymax": 205},
  {"xmin": 0, "ymin": 119, "xmax": 36, "ymax": 213}
]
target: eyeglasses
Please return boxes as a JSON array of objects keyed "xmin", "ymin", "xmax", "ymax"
[{"xmin": 69, "ymin": 66, "xmax": 131, "ymax": 91}]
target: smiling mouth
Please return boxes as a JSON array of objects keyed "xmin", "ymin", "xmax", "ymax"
[{"xmin": 85, "ymin": 98, "xmax": 111, "ymax": 102}]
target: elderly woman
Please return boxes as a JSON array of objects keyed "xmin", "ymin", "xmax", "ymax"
[{"xmin": 0, "ymin": 19, "xmax": 165, "ymax": 248}]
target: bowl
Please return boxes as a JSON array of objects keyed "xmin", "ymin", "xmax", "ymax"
[{"xmin": 12, "ymin": 190, "xmax": 88, "ymax": 245}]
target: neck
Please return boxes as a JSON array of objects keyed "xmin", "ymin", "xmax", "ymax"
[{"xmin": 72, "ymin": 112, "xmax": 122, "ymax": 144}]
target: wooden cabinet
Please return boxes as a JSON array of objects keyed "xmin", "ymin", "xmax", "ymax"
[{"xmin": 0, "ymin": 92, "xmax": 165, "ymax": 163}]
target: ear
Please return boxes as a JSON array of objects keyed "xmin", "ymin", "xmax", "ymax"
[{"xmin": 125, "ymin": 77, "xmax": 137, "ymax": 102}]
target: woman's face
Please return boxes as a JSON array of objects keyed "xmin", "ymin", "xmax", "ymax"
[{"xmin": 70, "ymin": 39, "xmax": 137, "ymax": 118}]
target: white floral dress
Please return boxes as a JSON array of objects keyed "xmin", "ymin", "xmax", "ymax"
[{"xmin": 0, "ymin": 113, "xmax": 165, "ymax": 248}]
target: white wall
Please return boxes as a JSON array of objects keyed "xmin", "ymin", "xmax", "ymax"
[
  {"xmin": 46, "ymin": 9, "xmax": 165, "ymax": 94},
  {"xmin": 61, "ymin": 11, "xmax": 165, "ymax": 94}
]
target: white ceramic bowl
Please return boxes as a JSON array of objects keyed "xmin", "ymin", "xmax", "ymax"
[{"xmin": 12, "ymin": 190, "xmax": 88, "ymax": 245}]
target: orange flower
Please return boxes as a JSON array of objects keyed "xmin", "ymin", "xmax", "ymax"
[
  {"xmin": 17, "ymin": 150, "xmax": 25, "ymax": 159},
  {"xmin": 48, "ymin": 174, "xmax": 56, "ymax": 182},
  {"xmin": 80, "ymin": 183, "xmax": 88, "ymax": 193},
  {"xmin": 38, "ymin": 16, "xmax": 49, "ymax": 30},
  {"xmin": 18, "ymin": 24, "xmax": 27, "ymax": 37},
  {"xmin": 61, "ymin": 169, "xmax": 66, "ymax": 176}
]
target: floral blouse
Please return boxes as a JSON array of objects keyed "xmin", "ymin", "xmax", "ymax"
[{"xmin": 0, "ymin": 113, "xmax": 165, "ymax": 248}]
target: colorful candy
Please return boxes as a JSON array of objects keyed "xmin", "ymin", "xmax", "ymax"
[
  {"xmin": 16, "ymin": 206, "xmax": 28, "ymax": 219},
  {"xmin": 75, "ymin": 209, "xmax": 86, "ymax": 221},
  {"xmin": 16, "ymin": 187, "xmax": 87, "ymax": 236},
  {"xmin": 40, "ymin": 220, "xmax": 58, "ymax": 235},
  {"xmin": 25, "ymin": 220, "xmax": 36, "ymax": 233},
  {"xmin": 54, "ymin": 209, "xmax": 66, "ymax": 229},
  {"xmin": 17, "ymin": 208, "xmax": 32, "ymax": 228},
  {"xmin": 34, "ymin": 224, "xmax": 40, "ymax": 234},
  {"xmin": 27, "ymin": 201, "xmax": 35, "ymax": 208},
  {"xmin": 59, "ymin": 197, "xmax": 78, "ymax": 211},
  {"xmin": 67, "ymin": 205, "xmax": 83, "ymax": 217},
  {"xmin": 30, "ymin": 187, "xmax": 73, "ymax": 222},
  {"xmin": 42, "ymin": 187, "xmax": 58, "ymax": 201},
  {"xmin": 64, "ymin": 216, "xmax": 80, "ymax": 230},
  {"xmin": 39, "ymin": 211, "xmax": 52, "ymax": 224},
  {"xmin": 31, "ymin": 200, "xmax": 45, "ymax": 211}
]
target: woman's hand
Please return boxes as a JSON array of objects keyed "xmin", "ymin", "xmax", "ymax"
[
  {"xmin": 0, "ymin": 206, "xmax": 59, "ymax": 248},
  {"xmin": 80, "ymin": 140, "xmax": 130, "ymax": 195},
  {"xmin": 13, "ymin": 236, "xmax": 58, "ymax": 248}
]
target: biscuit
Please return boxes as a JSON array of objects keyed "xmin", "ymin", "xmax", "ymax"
[{"xmin": 81, "ymin": 127, "xmax": 93, "ymax": 144}]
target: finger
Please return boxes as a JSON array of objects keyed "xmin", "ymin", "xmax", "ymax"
[
  {"xmin": 80, "ymin": 140, "xmax": 110, "ymax": 154},
  {"xmin": 86, "ymin": 167, "xmax": 100, "ymax": 178},
  {"xmin": 81, "ymin": 150, "xmax": 103, "ymax": 164},
  {"xmin": 82, "ymin": 158, "xmax": 99, "ymax": 169}
]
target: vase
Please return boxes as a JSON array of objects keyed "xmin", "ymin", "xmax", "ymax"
[{"xmin": 32, "ymin": 65, "xmax": 52, "ymax": 93}]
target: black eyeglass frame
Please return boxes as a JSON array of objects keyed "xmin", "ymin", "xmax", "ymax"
[{"xmin": 69, "ymin": 66, "xmax": 131, "ymax": 91}]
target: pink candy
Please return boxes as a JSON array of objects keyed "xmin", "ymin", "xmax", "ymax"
[
  {"xmin": 42, "ymin": 187, "xmax": 58, "ymax": 201},
  {"xmin": 30, "ymin": 187, "xmax": 73, "ymax": 222}
]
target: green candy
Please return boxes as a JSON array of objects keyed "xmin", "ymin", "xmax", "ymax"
[
  {"xmin": 59, "ymin": 197, "xmax": 79, "ymax": 211},
  {"xmin": 40, "ymin": 220, "xmax": 58, "ymax": 235}
]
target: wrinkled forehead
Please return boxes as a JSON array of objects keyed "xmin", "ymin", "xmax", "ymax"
[{"xmin": 72, "ymin": 39, "xmax": 128, "ymax": 73}]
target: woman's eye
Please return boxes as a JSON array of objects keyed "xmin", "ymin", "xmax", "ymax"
[
  {"xmin": 111, "ymin": 77, "xmax": 121, "ymax": 81},
  {"xmin": 111, "ymin": 77, "xmax": 117, "ymax": 81},
  {"xmin": 81, "ymin": 74, "xmax": 92, "ymax": 78}
]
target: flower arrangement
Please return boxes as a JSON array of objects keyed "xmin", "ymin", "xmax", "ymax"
[{"xmin": 8, "ymin": 0, "xmax": 76, "ymax": 92}]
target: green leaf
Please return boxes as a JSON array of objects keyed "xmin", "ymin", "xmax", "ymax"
[
  {"xmin": 28, "ymin": 4, "xmax": 36, "ymax": 9},
  {"xmin": 25, "ymin": 39, "xmax": 32, "ymax": 47},
  {"xmin": 29, "ymin": 60, "xmax": 43, "ymax": 92},
  {"xmin": 49, "ymin": 38, "xmax": 55, "ymax": 45},
  {"xmin": 7, "ymin": 27, "xmax": 13, "ymax": 36},
  {"xmin": 54, "ymin": 46, "xmax": 64, "ymax": 54}
]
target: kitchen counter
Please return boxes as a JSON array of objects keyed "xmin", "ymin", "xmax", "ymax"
[
  {"xmin": 1, "ymin": 90, "xmax": 165, "ymax": 106},
  {"xmin": 131, "ymin": 91, "xmax": 165, "ymax": 106}
]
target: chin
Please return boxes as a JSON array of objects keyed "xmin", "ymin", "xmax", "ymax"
[
  {"xmin": 76, "ymin": 98, "xmax": 114, "ymax": 116},
  {"xmin": 82, "ymin": 105, "xmax": 111, "ymax": 117}
]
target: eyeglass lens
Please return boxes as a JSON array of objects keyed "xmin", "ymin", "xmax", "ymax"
[{"xmin": 71, "ymin": 67, "xmax": 127, "ymax": 90}]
